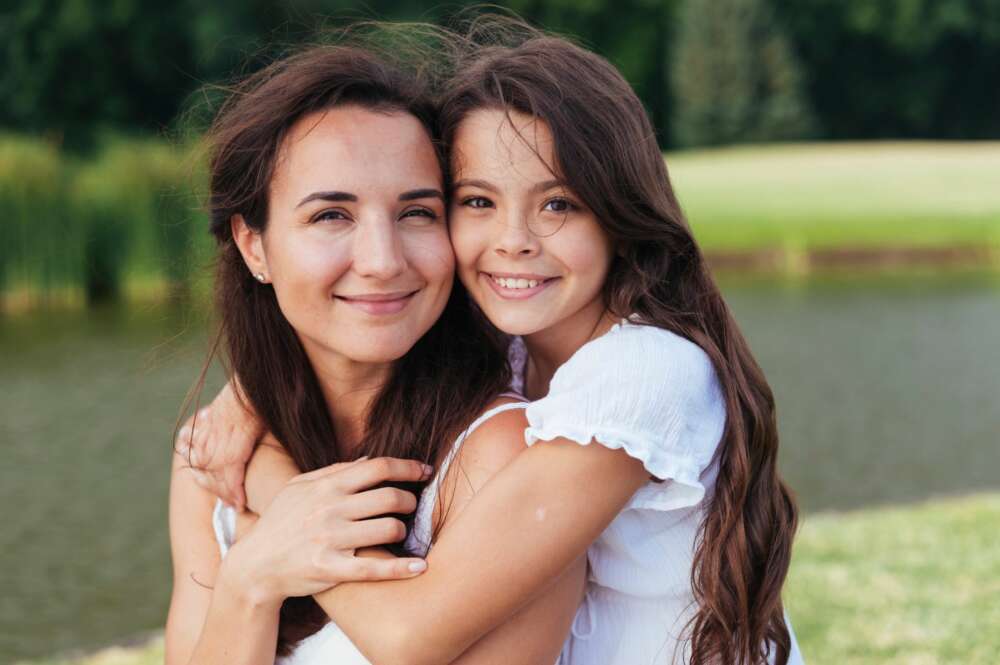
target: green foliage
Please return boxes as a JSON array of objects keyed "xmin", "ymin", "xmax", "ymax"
[
  {"xmin": 671, "ymin": 0, "xmax": 815, "ymax": 146},
  {"xmin": 0, "ymin": 136, "xmax": 72, "ymax": 296},
  {"xmin": 0, "ymin": 136, "xmax": 209, "ymax": 305},
  {"xmin": 773, "ymin": 0, "xmax": 1000, "ymax": 139}
]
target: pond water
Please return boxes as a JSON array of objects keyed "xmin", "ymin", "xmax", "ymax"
[{"xmin": 2, "ymin": 274, "xmax": 999, "ymax": 661}]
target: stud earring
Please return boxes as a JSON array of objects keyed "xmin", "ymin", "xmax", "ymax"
[{"xmin": 254, "ymin": 272, "xmax": 267, "ymax": 283}]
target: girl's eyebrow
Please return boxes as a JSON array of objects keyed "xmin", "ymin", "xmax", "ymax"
[
  {"xmin": 530, "ymin": 178, "xmax": 566, "ymax": 195},
  {"xmin": 452, "ymin": 178, "xmax": 566, "ymax": 194},
  {"xmin": 452, "ymin": 178, "xmax": 499, "ymax": 193}
]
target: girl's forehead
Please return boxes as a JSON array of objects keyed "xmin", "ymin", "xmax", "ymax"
[{"xmin": 451, "ymin": 109, "xmax": 559, "ymax": 181}]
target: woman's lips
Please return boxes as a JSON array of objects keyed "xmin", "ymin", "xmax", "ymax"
[
  {"xmin": 335, "ymin": 290, "xmax": 418, "ymax": 315},
  {"xmin": 482, "ymin": 272, "xmax": 558, "ymax": 300}
]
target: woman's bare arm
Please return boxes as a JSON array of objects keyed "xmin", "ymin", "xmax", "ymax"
[{"xmin": 164, "ymin": 450, "xmax": 280, "ymax": 665}]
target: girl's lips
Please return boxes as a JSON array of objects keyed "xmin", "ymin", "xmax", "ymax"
[
  {"xmin": 336, "ymin": 290, "xmax": 418, "ymax": 315},
  {"xmin": 481, "ymin": 272, "xmax": 558, "ymax": 300}
]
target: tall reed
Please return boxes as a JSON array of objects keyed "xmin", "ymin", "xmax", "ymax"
[{"xmin": 0, "ymin": 135, "xmax": 209, "ymax": 307}]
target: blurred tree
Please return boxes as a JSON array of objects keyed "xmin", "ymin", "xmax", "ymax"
[
  {"xmin": 773, "ymin": 0, "xmax": 1000, "ymax": 139},
  {"xmin": 1, "ymin": 0, "xmax": 200, "ymax": 151},
  {"xmin": 503, "ymin": 0, "xmax": 679, "ymax": 146},
  {"xmin": 671, "ymin": 0, "xmax": 815, "ymax": 146}
]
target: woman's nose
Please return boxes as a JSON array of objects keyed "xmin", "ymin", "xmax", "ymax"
[{"xmin": 353, "ymin": 218, "xmax": 407, "ymax": 280}]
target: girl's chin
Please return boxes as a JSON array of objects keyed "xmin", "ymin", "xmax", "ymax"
[{"xmin": 484, "ymin": 308, "xmax": 549, "ymax": 337}]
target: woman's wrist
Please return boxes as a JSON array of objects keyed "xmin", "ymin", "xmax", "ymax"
[{"xmin": 217, "ymin": 542, "xmax": 284, "ymax": 613}]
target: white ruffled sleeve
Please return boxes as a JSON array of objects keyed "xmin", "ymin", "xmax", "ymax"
[{"xmin": 524, "ymin": 323, "xmax": 726, "ymax": 512}]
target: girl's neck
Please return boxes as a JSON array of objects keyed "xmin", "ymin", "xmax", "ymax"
[{"xmin": 521, "ymin": 300, "xmax": 618, "ymax": 400}]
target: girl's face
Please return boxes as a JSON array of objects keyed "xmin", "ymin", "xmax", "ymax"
[
  {"xmin": 449, "ymin": 109, "xmax": 614, "ymax": 338},
  {"xmin": 234, "ymin": 106, "xmax": 453, "ymax": 367}
]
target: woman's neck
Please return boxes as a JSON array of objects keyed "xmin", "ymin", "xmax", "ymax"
[
  {"xmin": 522, "ymin": 300, "xmax": 617, "ymax": 400},
  {"xmin": 309, "ymin": 351, "xmax": 394, "ymax": 456}
]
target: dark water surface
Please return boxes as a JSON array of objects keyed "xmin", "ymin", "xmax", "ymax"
[{"xmin": 2, "ymin": 274, "xmax": 999, "ymax": 661}]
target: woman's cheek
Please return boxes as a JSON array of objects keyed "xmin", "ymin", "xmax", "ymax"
[{"xmin": 447, "ymin": 217, "xmax": 482, "ymax": 277}]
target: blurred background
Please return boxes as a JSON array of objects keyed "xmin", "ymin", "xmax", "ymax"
[{"xmin": 2, "ymin": 1, "xmax": 998, "ymax": 663}]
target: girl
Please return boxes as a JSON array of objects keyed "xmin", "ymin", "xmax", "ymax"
[
  {"xmin": 186, "ymin": 18, "xmax": 803, "ymax": 665},
  {"xmin": 167, "ymin": 42, "xmax": 584, "ymax": 665}
]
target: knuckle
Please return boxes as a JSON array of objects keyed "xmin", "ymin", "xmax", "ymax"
[
  {"xmin": 391, "ymin": 489, "xmax": 416, "ymax": 512},
  {"xmin": 385, "ymin": 518, "xmax": 406, "ymax": 541}
]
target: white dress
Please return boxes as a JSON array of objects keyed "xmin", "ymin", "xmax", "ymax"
[
  {"xmin": 509, "ymin": 320, "xmax": 804, "ymax": 665},
  {"xmin": 212, "ymin": 401, "xmax": 528, "ymax": 665}
]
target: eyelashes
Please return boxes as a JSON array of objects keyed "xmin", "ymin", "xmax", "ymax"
[
  {"xmin": 459, "ymin": 195, "xmax": 578, "ymax": 213},
  {"xmin": 310, "ymin": 207, "xmax": 440, "ymax": 224}
]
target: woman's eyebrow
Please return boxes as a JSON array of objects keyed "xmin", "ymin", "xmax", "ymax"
[
  {"xmin": 296, "ymin": 191, "xmax": 357, "ymax": 207},
  {"xmin": 399, "ymin": 188, "xmax": 445, "ymax": 201}
]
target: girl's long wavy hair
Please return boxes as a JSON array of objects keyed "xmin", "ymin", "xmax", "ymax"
[
  {"xmin": 438, "ymin": 17, "xmax": 798, "ymax": 665},
  {"xmin": 195, "ymin": 42, "xmax": 509, "ymax": 655}
]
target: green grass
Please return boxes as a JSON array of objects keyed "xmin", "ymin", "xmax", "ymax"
[
  {"xmin": 21, "ymin": 493, "xmax": 1000, "ymax": 665},
  {"xmin": 669, "ymin": 141, "xmax": 1000, "ymax": 252}
]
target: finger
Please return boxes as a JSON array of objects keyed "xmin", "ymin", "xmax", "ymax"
[
  {"xmin": 328, "ymin": 556, "xmax": 427, "ymax": 583},
  {"xmin": 223, "ymin": 464, "xmax": 248, "ymax": 512},
  {"xmin": 175, "ymin": 424, "xmax": 193, "ymax": 457},
  {"xmin": 190, "ymin": 467, "xmax": 214, "ymax": 492},
  {"xmin": 340, "ymin": 487, "xmax": 418, "ymax": 521},
  {"xmin": 292, "ymin": 457, "xmax": 367, "ymax": 483},
  {"xmin": 336, "ymin": 458, "xmax": 433, "ymax": 494},
  {"xmin": 339, "ymin": 517, "xmax": 409, "ymax": 548}
]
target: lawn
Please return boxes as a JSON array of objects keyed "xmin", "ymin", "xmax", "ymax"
[
  {"xmin": 22, "ymin": 492, "xmax": 1000, "ymax": 665},
  {"xmin": 669, "ymin": 142, "xmax": 1000, "ymax": 252}
]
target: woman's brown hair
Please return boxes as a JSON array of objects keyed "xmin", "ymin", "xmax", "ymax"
[
  {"xmin": 196, "ymin": 42, "xmax": 509, "ymax": 655},
  {"xmin": 438, "ymin": 17, "xmax": 798, "ymax": 665}
]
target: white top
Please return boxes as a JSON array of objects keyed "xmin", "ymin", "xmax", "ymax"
[
  {"xmin": 212, "ymin": 401, "xmax": 528, "ymax": 665},
  {"xmin": 511, "ymin": 320, "xmax": 804, "ymax": 665}
]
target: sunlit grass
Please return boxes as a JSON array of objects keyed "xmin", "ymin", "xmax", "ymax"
[
  {"xmin": 670, "ymin": 141, "xmax": 1000, "ymax": 251},
  {"xmin": 785, "ymin": 492, "xmax": 1000, "ymax": 664},
  {"xmin": 20, "ymin": 493, "xmax": 1000, "ymax": 664}
]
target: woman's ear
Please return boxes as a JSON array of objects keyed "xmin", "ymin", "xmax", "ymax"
[{"xmin": 231, "ymin": 214, "xmax": 270, "ymax": 283}]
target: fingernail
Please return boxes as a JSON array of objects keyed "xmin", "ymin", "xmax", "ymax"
[
  {"xmin": 408, "ymin": 560, "xmax": 427, "ymax": 574},
  {"xmin": 422, "ymin": 464, "xmax": 434, "ymax": 478}
]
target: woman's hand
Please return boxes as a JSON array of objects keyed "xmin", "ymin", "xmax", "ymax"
[
  {"xmin": 176, "ymin": 378, "xmax": 263, "ymax": 510},
  {"xmin": 220, "ymin": 456, "xmax": 434, "ymax": 607}
]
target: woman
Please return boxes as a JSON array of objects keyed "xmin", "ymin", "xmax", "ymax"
[
  {"xmin": 166, "ymin": 42, "xmax": 584, "ymax": 665},
  {"xmin": 188, "ymin": 18, "xmax": 803, "ymax": 665}
]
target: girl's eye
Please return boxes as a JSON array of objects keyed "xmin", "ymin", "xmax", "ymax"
[
  {"xmin": 543, "ymin": 197, "xmax": 575, "ymax": 214},
  {"xmin": 462, "ymin": 196, "xmax": 494, "ymax": 210},
  {"xmin": 400, "ymin": 207, "xmax": 439, "ymax": 223}
]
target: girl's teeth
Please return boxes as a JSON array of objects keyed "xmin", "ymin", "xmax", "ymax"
[{"xmin": 494, "ymin": 276, "xmax": 541, "ymax": 289}]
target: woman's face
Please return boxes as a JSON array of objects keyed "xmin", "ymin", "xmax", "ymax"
[
  {"xmin": 448, "ymin": 108, "xmax": 614, "ymax": 338},
  {"xmin": 236, "ymin": 106, "xmax": 453, "ymax": 367}
]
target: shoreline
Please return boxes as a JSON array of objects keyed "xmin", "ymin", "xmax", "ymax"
[{"xmin": 4, "ymin": 242, "xmax": 998, "ymax": 315}]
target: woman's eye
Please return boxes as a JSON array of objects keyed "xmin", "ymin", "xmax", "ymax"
[
  {"xmin": 400, "ymin": 208, "xmax": 439, "ymax": 222},
  {"xmin": 462, "ymin": 196, "xmax": 494, "ymax": 210},
  {"xmin": 312, "ymin": 209, "xmax": 350, "ymax": 224},
  {"xmin": 543, "ymin": 198, "xmax": 575, "ymax": 213}
]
